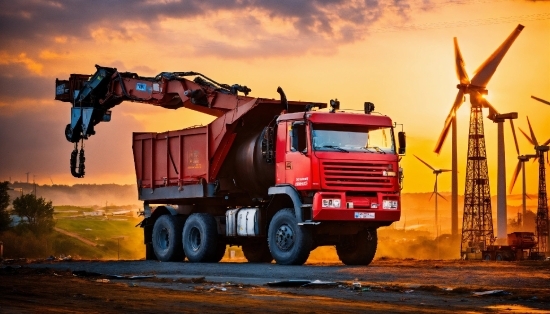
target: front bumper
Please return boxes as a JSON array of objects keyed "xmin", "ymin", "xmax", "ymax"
[{"xmin": 312, "ymin": 191, "xmax": 401, "ymax": 222}]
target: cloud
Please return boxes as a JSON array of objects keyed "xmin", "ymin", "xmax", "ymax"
[{"xmin": 0, "ymin": 0, "xmax": 413, "ymax": 59}]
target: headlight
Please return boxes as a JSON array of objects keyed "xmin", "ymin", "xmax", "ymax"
[
  {"xmin": 322, "ymin": 199, "xmax": 341, "ymax": 208},
  {"xmin": 383, "ymin": 200, "xmax": 398, "ymax": 209}
]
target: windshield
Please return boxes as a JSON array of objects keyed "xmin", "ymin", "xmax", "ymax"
[{"xmin": 311, "ymin": 124, "xmax": 395, "ymax": 154}]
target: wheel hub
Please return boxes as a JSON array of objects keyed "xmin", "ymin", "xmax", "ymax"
[
  {"xmin": 158, "ymin": 227, "xmax": 169, "ymax": 249},
  {"xmin": 275, "ymin": 224, "xmax": 294, "ymax": 251},
  {"xmin": 189, "ymin": 227, "xmax": 202, "ymax": 252}
]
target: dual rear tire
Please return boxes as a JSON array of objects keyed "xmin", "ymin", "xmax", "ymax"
[
  {"xmin": 151, "ymin": 215, "xmax": 185, "ymax": 262},
  {"xmin": 151, "ymin": 213, "xmax": 225, "ymax": 263},
  {"xmin": 183, "ymin": 213, "xmax": 225, "ymax": 263}
]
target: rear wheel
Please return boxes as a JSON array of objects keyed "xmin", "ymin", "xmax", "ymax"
[
  {"xmin": 242, "ymin": 240, "xmax": 273, "ymax": 263},
  {"xmin": 483, "ymin": 253, "xmax": 493, "ymax": 261},
  {"xmin": 268, "ymin": 209, "xmax": 312, "ymax": 265},
  {"xmin": 495, "ymin": 253, "xmax": 504, "ymax": 261},
  {"xmin": 336, "ymin": 229, "xmax": 377, "ymax": 266},
  {"xmin": 152, "ymin": 215, "xmax": 184, "ymax": 262},
  {"xmin": 183, "ymin": 213, "xmax": 220, "ymax": 263}
]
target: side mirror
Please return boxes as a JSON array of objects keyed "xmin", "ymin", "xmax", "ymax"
[{"xmin": 398, "ymin": 131, "xmax": 406, "ymax": 155}]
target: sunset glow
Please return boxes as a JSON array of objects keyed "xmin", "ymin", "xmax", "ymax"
[{"xmin": 0, "ymin": 0, "xmax": 548, "ymax": 197}]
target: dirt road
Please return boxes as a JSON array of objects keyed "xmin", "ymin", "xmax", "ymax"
[{"xmin": 2, "ymin": 259, "xmax": 549, "ymax": 313}]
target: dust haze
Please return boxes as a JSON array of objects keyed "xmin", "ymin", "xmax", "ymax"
[{"xmin": 3, "ymin": 184, "xmax": 541, "ymax": 261}]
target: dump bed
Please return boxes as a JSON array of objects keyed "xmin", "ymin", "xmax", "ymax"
[{"xmin": 133, "ymin": 126, "xmax": 208, "ymax": 190}]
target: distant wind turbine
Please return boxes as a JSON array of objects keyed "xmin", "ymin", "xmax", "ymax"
[{"xmin": 414, "ymin": 155, "xmax": 451, "ymax": 236}]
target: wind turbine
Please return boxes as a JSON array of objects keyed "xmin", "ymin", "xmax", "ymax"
[
  {"xmin": 508, "ymin": 119, "xmax": 537, "ymax": 229},
  {"xmin": 518, "ymin": 117, "xmax": 550, "ymax": 254},
  {"xmin": 433, "ymin": 24, "xmax": 524, "ymax": 241},
  {"xmin": 414, "ymin": 155, "xmax": 451, "ymax": 236}
]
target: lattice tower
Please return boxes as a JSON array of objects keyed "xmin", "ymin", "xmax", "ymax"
[
  {"xmin": 535, "ymin": 150, "xmax": 549, "ymax": 254},
  {"xmin": 461, "ymin": 105, "xmax": 495, "ymax": 254}
]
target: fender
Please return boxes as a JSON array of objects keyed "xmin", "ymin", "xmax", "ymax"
[
  {"xmin": 149, "ymin": 205, "xmax": 179, "ymax": 219},
  {"xmin": 268, "ymin": 184, "xmax": 304, "ymax": 222}
]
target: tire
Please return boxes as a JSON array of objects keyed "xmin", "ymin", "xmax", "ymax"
[
  {"xmin": 145, "ymin": 242, "xmax": 157, "ymax": 260},
  {"xmin": 495, "ymin": 253, "xmax": 504, "ymax": 261},
  {"xmin": 152, "ymin": 215, "xmax": 184, "ymax": 262},
  {"xmin": 183, "ymin": 213, "xmax": 220, "ymax": 263},
  {"xmin": 336, "ymin": 229, "xmax": 378, "ymax": 266},
  {"xmin": 242, "ymin": 240, "xmax": 273, "ymax": 263},
  {"xmin": 483, "ymin": 253, "xmax": 492, "ymax": 261},
  {"xmin": 268, "ymin": 209, "xmax": 312, "ymax": 265}
]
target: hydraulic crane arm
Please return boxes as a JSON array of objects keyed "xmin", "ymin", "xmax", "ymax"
[
  {"xmin": 56, "ymin": 65, "xmax": 253, "ymax": 178},
  {"xmin": 56, "ymin": 65, "xmax": 253, "ymax": 144}
]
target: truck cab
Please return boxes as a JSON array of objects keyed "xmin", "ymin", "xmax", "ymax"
[{"xmin": 277, "ymin": 111, "xmax": 402, "ymax": 224}]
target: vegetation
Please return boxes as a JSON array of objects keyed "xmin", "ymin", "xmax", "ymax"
[
  {"xmin": 0, "ymin": 181, "xmax": 11, "ymax": 232},
  {"xmin": 12, "ymin": 193, "xmax": 55, "ymax": 234},
  {"xmin": 1, "ymin": 204, "xmax": 144, "ymax": 260}
]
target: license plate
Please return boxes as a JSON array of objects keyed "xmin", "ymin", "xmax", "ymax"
[{"xmin": 354, "ymin": 212, "xmax": 375, "ymax": 219}]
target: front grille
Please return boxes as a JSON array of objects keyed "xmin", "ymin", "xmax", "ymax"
[{"xmin": 322, "ymin": 161, "xmax": 393, "ymax": 190}]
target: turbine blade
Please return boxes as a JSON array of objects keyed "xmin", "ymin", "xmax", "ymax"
[
  {"xmin": 508, "ymin": 161, "xmax": 521, "ymax": 194},
  {"xmin": 437, "ymin": 192, "xmax": 448, "ymax": 202},
  {"xmin": 526, "ymin": 194, "xmax": 532, "ymax": 200},
  {"xmin": 429, "ymin": 191, "xmax": 435, "ymax": 201},
  {"xmin": 454, "ymin": 37, "xmax": 470, "ymax": 85},
  {"xmin": 543, "ymin": 138, "xmax": 550, "ymax": 146},
  {"xmin": 471, "ymin": 24, "xmax": 524, "ymax": 88},
  {"xmin": 510, "ymin": 119, "xmax": 520, "ymax": 155},
  {"xmin": 414, "ymin": 155, "xmax": 436, "ymax": 171},
  {"xmin": 440, "ymin": 169, "xmax": 452, "ymax": 172},
  {"xmin": 518, "ymin": 127, "xmax": 534, "ymax": 145},
  {"xmin": 531, "ymin": 95, "xmax": 550, "ymax": 105},
  {"xmin": 526, "ymin": 117, "xmax": 539, "ymax": 146},
  {"xmin": 434, "ymin": 90, "xmax": 464, "ymax": 154}
]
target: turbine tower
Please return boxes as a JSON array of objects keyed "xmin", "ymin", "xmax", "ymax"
[
  {"xmin": 414, "ymin": 155, "xmax": 450, "ymax": 235},
  {"xmin": 519, "ymin": 117, "xmax": 549, "ymax": 255},
  {"xmin": 492, "ymin": 112, "xmax": 517, "ymax": 243},
  {"xmin": 433, "ymin": 24, "xmax": 524, "ymax": 256}
]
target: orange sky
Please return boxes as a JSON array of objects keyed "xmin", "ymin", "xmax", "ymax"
[{"xmin": 0, "ymin": 0, "xmax": 548, "ymax": 197}]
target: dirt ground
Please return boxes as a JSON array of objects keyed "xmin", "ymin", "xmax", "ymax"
[{"xmin": 1, "ymin": 259, "xmax": 549, "ymax": 313}]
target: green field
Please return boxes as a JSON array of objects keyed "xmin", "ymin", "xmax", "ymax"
[{"xmin": 55, "ymin": 216, "xmax": 145, "ymax": 260}]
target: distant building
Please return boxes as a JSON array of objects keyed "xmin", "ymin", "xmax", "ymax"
[{"xmin": 83, "ymin": 210, "xmax": 105, "ymax": 217}]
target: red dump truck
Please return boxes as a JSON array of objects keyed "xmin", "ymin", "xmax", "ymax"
[
  {"xmin": 55, "ymin": 65, "xmax": 406, "ymax": 265},
  {"xmin": 483, "ymin": 232, "xmax": 536, "ymax": 261}
]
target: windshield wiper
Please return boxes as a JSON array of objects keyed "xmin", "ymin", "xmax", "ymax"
[
  {"xmin": 322, "ymin": 145, "xmax": 349, "ymax": 153},
  {"xmin": 371, "ymin": 146, "xmax": 386, "ymax": 154},
  {"xmin": 361, "ymin": 147, "xmax": 375, "ymax": 153}
]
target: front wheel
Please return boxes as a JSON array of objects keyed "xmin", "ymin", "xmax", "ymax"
[
  {"xmin": 152, "ymin": 215, "xmax": 185, "ymax": 262},
  {"xmin": 336, "ymin": 229, "xmax": 377, "ymax": 266},
  {"xmin": 268, "ymin": 209, "xmax": 312, "ymax": 265}
]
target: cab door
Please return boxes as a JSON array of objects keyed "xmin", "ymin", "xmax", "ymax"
[{"xmin": 284, "ymin": 121, "xmax": 312, "ymax": 189}]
